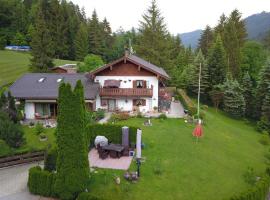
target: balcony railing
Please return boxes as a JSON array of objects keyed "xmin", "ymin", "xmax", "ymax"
[{"xmin": 100, "ymin": 87, "xmax": 153, "ymax": 97}]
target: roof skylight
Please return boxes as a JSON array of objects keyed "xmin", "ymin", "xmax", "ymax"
[{"xmin": 38, "ymin": 77, "xmax": 46, "ymax": 83}]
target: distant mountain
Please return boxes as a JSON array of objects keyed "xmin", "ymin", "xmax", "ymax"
[
  {"xmin": 179, "ymin": 11, "xmax": 270, "ymax": 48},
  {"xmin": 179, "ymin": 29, "xmax": 202, "ymax": 48}
]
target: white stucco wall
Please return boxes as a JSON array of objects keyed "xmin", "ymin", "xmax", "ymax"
[
  {"xmin": 95, "ymin": 76, "xmax": 159, "ymax": 112},
  {"xmin": 25, "ymin": 102, "xmax": 35, "ymax": 119}
]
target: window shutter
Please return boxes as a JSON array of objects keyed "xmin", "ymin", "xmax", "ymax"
[
  {"xmin": 143, "ymin": 80, "xmax": 147, "ymax": 88},
  {"xmin": 133, "ymin": 80, "xmax": 136, "ymax": 88}
]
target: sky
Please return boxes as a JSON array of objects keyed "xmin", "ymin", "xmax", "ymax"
[{"xmin": 71, "ymin": 0, "xmax": 270, "ymax": 34}]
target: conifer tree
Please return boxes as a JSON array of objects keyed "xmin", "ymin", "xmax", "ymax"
[
  {"xmin": 223, "ymin": 78, "xmax": 245, "ymax": 118},
  {"xmin": 30, "ymin": 0, "xmax": 54, "ymax": 72},
  {"xmin": 198, "ymin": 25, "xmax": 214, "ymax": 56},
  {"xmin": 136, "ymin": 0, "xmax": 172, "ymax": 73},
  {"xmin": 55, "ymin": 81, "xmax": 89, "ymax": 200},
  {"xmin": 207, "ymin": 34, "xmax": 227, "ymax": 86},
  {"xmin": 187, "ymin": 49, "xmax": 210, "ymax": 101},
  {"xmin": 75, "ymin": 23, "xmax": 89, "ymax": 61},
  {"xmin": 224, "ymin": 9, "xmax": 247, "ymax": 79},
  {"xmin": 256, "ymin": 63, "xmax": 270, "ymax": 119},
  {"xmin": 214, "ymin": 13, "xmax": 227, "ymax": 42},
  {"xmin": 88, "ymin": 10, "xmax": 103, "ymax": 56},
  {"xmin": 241, "ymin": 72, "xmax": 254, "ymax": 118}
]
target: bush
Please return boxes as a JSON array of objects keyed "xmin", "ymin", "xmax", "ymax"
[
  {"xmin": 28, "ymin": 166, "xmax": 55, "ymax": 197},
  {"xmin": 177, "ymin": 89, "xmax": 196, "ymax": 115},
  {"xmin": 0, "ymin": 113, "xmax": 24, "ymax": 148},
  {"xmin": 44, "ymin": 147, "xmax": 58, "ymax": 172},
  {"xmin": 259, "ymin": 134, "xmax": 270, "ymax": 146},
  {"xmin": 0, "ymin": 139, "xmax": 12, "ymax": 157},
  {"xmin": 243, "ymin": 167, "xmax": 256, "ymax": 185},
  {"xmin": 77, "ymin": 192, "xmax": 104, "ymax": 200},
  {"xmin": 96, "ymin": 108, "xmax": 105, "ymax": 120},
  {"xmin": 110, "ymin": 113, "xmax": 130, "ymax": 122},
  {"xmin": 229, "ymin": 172, "xmax": 270, "ymax": 200},
  {"xmin": 35, "ymin": 122, "xmax": 45, "ymax": 135},
  {"xmin": 257, "ymin": 116, "xmax": 270, "ymax": 134},
  {"xmin": 158, "ymin": 113, "xmax": 167, "ymax": 120},
  {"xmin": 86, "ymin": 124, "xmax": 138, "ymax": 146}
]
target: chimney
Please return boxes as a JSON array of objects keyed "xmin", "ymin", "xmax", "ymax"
[{"xmin": 124, "ymin": 47, "xmax": 130, "ymax": 57}]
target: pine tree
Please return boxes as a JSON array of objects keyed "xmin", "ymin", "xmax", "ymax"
[
  {"xmin": 256, "ymin": 63, "xmax": 270, "ymax": 119},
  {"xmin": 223, "ymin": 78, "xmax": 245, "ymax": 118},
  {"xmin": 136, "ymin": 0, "xmax": 172, "ymax": 73},
  {"xmin": 50, "ymin": 0, "xmax": 68, "ymax": 59},
  {"xmin": 207, "ymin": 34, "xmax": 227, "ymax": 86},
  {"xmin": 75, "ymin": 23, "xmax": 89, "ymax": 61},
  {"xmin": 224, "ymin": 9, "xmax": 247, "ymax": 79},
  {"xmin": 88, "ymin": 10, "xmax": 103, "ymax": 56},
  {"xmin": 30, "ymin": 0, "xmax": 54, "ymax": 72},
  {"xmin": 101, "ymin": 18, "xmax": 114, "ymax": 62},
  {"xmin": 214, "ymin": 13, "xmax": 227, "ymax": 42},
  {"xmin": 241, "ymin": 72, "xmax": 254, "ymax": 118},
  {"xmin": 187, "ymin": 49, "xmax": 210, "ymax": 101},
  {"xmin": 198, "ymin": 25, "xmax": 214, "ymax": 56},
  {"xmin": 54, "ymin": 81, "xmax": 89, "ymax": 200}
]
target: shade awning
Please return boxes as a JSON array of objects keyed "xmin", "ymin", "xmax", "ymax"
[{"xmin": 104, "ymin": 80, "xmax": 120, "ymax": 88}]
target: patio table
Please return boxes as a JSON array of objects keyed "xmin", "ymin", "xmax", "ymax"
[{"xmin": 102, "ymin": 144, "xmax": 124, "ymax": 158}]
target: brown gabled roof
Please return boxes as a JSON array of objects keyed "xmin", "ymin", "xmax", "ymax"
[{"xmin": 89, "ymin": 54, "xmax": 170, "ymax": 79}]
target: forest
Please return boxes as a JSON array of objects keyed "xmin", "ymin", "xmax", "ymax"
[{"xmin": 0, "ymin": 0, "xmax": 270, "ymax": 133}]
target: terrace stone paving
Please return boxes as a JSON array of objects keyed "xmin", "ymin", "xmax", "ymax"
[{"xmin": 89, "ymin": 149, "xmax": 133, "ymax": 170}]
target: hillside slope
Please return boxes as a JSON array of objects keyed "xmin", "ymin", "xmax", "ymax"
[{"xmin": 0, "ymin": 50, "xmax": 77, "ymax": 86}]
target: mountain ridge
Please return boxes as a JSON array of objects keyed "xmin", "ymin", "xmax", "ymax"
[{"xmin": 179, "ymin": 11, "xmax": 270, "ymax": 48}]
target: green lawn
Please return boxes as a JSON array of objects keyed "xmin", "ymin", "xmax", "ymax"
[
  {"xmin": 0, "ymin": 107, "xmax": 267, "ymax": 199},
  {"xmin": 0, "ymin": 126, "xmax": 56, "ymax": 157},
  {"xmin": 0, "ymin": 50, "xmax": 78, "ymax": 86},
  {"xmin": 88, "ymin": 109, "xmax": 268, "ymax": 200}
]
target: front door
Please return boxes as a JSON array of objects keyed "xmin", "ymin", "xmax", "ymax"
[{"xmin": 108, "ymin": 99, "xmax": 116, "ymax": 111}]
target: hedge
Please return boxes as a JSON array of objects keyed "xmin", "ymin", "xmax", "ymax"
[
  {"xmin": 77, "ymin": 192, "xmax": 104, "ymax": 200},
  {"xmin": 228, "ymin": 170, "xmax": 270, "ymax": 200},
  {"xmin": 28, "ymin": 166, "xmax": 55, "ymax": 197},
  {"xmin": 86, "ymin": 124, "xmax": 138, "ymax": 146},
  {"xmin": 177, "ymin": 89, "xmax": 196, "ymax": 115},
  {"xmin": 44, "ymin": 147, "xmax": 57, "ymax": 172}
]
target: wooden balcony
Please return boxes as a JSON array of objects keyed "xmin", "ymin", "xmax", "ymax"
[{"xmin": 100, "ymin": 87, "xmax": 153, "ymax": 97}]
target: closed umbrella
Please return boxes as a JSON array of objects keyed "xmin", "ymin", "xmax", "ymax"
[{"xmin": 193, "ymin": 120, "xmax": 203, "ymax": 143}]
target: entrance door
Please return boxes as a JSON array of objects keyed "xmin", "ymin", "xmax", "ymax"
[{"xmin": 108, "ymin": 99, "xmax": 116, "ymax": 111}]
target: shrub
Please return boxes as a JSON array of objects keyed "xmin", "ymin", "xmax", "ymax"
[
  {"xmin": 243, "ymin": 167, "xmax": 256, "ymax": 185},
  {"xmin": 86, "ymin": 124, "xmax": 138, "ymax": 145},
  {"xmin": 110, "ymin": 113, "xmax": 130, "ymax": 122},
  {"xmin": 28, "ymin": 166, "xmax": 55, "ymax": 197},
  {"xmin": 96, "ymin": 108, "xmax": 105, "ymax": 120},
  {"xmin": 44, "ymin": 147, "xmax": 58, "ymax": 172},
  {"xmin": 158, "ymin": 113, "xmax": 167, "ymax": 120},
  {"xmin": 229, "ymin": 171, "xmax": 270, "ymax": 200},
  {"xmin": 35, "ymin": 122, "xmax": 45, "ymax": 135},
  {"xmin": 257, "ymin": 116, "xmax": 270, "ymax": 134},
  {"xmin": 77, "ymin": 192, "xmax": 103, "ymax": 200},
  {"xmin": 177, "ymin": 89, "xmax": 196, "ymax": 115},
  {"xmin": 0, "ymin": 139, "xmax": 12, "ymax": 157},
  {"xmin": 259, "ymin": 134, "xmax": 270, "ymax": 146},
  {"xmin": 0, "ymin": 113, "xmax": 24, "ymax": 148}
]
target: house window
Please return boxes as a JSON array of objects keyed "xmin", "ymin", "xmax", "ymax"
[
  {"xmin": 136, "ymin": 80, "xmax": 144, "ymax": 88},
  {"xmin": 133, "ymin": 99, "xmax": 146, "ymax": 106},
  {"xmin": 35, "ymin": 103, "xmax": 50, "ymax": 117},
  {"xmin": 101, "ymin": 99, "xmax": 107, "ymax": 106}
]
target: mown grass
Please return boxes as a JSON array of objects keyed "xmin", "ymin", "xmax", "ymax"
[
  {"xmin": 0, "ymin": 126, "xmax": 56, "ymax": 157},
  {"xmin": 87, "ymin": 108, "xmax": 268, "ymax": 200},
  {"xmin": 0, "ymin": 50, "xmax": 77, "ymax": 86}
]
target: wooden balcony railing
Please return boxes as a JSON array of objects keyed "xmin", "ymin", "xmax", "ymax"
[{"xmin": 100, "ymin": 87, "xmax": 153, "ymax": 97}]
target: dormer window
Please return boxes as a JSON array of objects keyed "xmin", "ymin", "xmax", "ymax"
[{"xmin": 38, "ymin": 77, "xmax": 46, "ymax": 83}]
